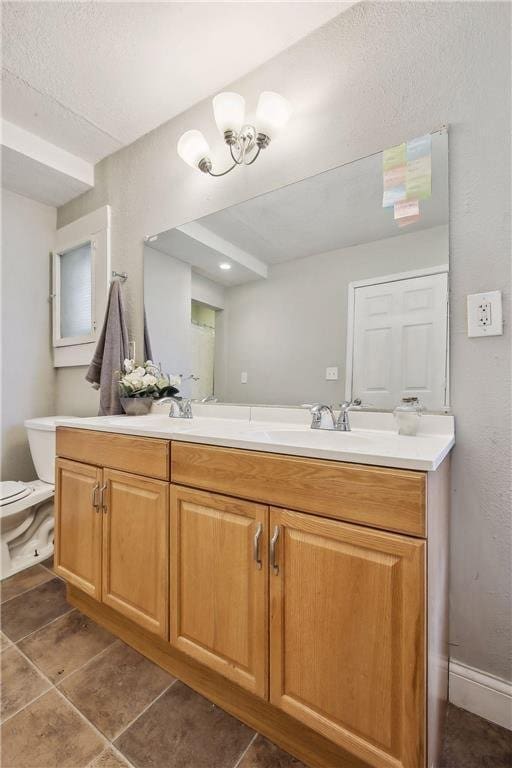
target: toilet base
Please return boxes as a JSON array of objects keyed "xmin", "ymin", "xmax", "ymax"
[
  {"xmin": 1, "ymin": 497, "xmax": 55, "ymax": 580},
  {"xmin": 2, "ymin": 539, "xmax": 54, "ymax": 579}
]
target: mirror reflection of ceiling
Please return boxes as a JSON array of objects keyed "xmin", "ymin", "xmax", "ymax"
[{"xmin": 148, "ymin": 131, "xmax": 447, "ymax": 286}]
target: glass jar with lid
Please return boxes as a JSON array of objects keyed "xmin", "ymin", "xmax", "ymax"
[{"xmin": 393, "ymin": 397, "xmax": 423, "ymax": 436}]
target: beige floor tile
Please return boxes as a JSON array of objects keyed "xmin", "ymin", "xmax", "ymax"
[
  {"xmin": 1, "ymin": 578, "xmax": 72, "ymax": 642},
  {"xmin": 0, "ymin": 646, "xmax": 50, "ymax": 722},
  {"xmin": 115, "ymin": 680, "xmax": 254, "ymax": 768},
  {"xmin": 59, "ymin": 641, "xmax": 174, "ymax": 740},
  {"xmin": 0, "ymin": 564, "xmax": 54, "ymax": 604},
  {"xmin": 1, "ymin": 689, "xmax": 105, "ymax": 768},
  {"xmin": 19, "ymin": 609, "xmax": 116, "ymax": 683}
]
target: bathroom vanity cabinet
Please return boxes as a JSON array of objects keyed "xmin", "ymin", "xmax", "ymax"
[
  {"xmin": 55, "ymin": 429, "xmax": 169, "ymax": 637},
  {"xmin": 55, "ymin": 426, "xmax": 450, "ymax": 768}
]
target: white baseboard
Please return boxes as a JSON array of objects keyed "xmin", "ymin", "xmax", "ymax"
[{"xmin": 449, "ymin": 659, "xmax": 512, "ymax": 730}]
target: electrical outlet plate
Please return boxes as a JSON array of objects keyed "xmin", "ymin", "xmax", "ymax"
[
  {"xmin": 240, "ymin": 371, "xmax": 248, "ymax": 384},
  {"xmin": 467, "ymin": 290, "xmax": 503, "ymax": 337},
  {"xmin": 325, "ymin": 366, "xmax": 339, "ymax": 380}
]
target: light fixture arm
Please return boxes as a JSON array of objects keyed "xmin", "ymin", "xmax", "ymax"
[
  {"xmin": 198, "ymin": 124, "xmax": 269, "ymax": 176},
  {"xmin": 199, "ymin": 159, "xmax": 238, "ymax": 177}
]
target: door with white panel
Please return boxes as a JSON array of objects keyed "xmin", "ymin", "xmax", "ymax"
[{"xmin": 350, "ymin": 271, "xmax": 448, "ymax": 410}]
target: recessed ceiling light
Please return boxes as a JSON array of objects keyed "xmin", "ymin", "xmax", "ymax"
[{"xmin": 219, "ymin": 263, "xmax": 231, "ymax": 270}]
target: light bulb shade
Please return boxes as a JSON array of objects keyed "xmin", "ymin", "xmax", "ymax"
[
  {"xmin": 177, "ymin": 129, "xmax": 210, "ymax": 168},
  {"xmin": 256, "ymin": 91, "xmax": 292, "ymax": 138},
  {"xmin": 213, "ymin": 92, "xmax": 245, "ymax": 135}
]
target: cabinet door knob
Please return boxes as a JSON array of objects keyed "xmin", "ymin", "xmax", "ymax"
[
  {"xmin": 91, "ymin": 483, "xmax": 100, "ymax": 511},
  {"xmin": 253, "ymin": 522, "xmax": 263, "ymax": 569},
  {"xmin": 270, "ymin": 525, "xmax": 280, "ymax": 575}
]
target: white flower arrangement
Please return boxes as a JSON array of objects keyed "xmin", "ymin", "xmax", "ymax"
[{"xmin": 119, "ymin": 359, "xmax": 181, "ymax": 399}]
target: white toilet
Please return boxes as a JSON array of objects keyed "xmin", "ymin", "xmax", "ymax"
[{"xmin": 1, "ymin": 417, "xmax": 62, "ymax": 579}]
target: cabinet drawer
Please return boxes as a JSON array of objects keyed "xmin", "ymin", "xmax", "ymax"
[
  {"xmin": 171, "ymin": 442, "xmax": 426, "ymax": 536},
  {"xmin": 57, "ymin": 427, "xmax": 170, "ymax": 480}
]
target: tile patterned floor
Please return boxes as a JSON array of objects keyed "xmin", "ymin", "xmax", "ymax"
[{"xmin": 1, "ymin": 560, "xmax": 510, "ymax": 768}]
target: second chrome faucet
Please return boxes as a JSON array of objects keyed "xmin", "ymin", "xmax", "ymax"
[
  {"xmin": 159, "ymin": 396, "xmax": 193, "ymax": 419},
  {"xmin": 309, "ymin": 400, "xmax": 360, "ymax": 432}
]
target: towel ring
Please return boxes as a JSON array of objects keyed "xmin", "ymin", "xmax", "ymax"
[{"xmin": 112, "ymin": 271, "xmax": 128, "ymax": 281}]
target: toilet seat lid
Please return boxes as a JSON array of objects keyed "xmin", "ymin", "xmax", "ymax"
[{"xmin": 0, "ymin": 481, "xmax": 33, "ymax": 506}]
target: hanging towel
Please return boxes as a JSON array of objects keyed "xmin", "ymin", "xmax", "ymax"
[
  {"xmin": 86, "ymin": 280, "xmax": 129, "ymax": 415},
  {"xmin": 143, "ymin": 305, "xmax": 153, "ymax": 362}
]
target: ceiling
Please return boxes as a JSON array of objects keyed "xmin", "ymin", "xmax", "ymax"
[{"xmin": 2, "ymin": 1, "xmax": 354, "ymax": 165}]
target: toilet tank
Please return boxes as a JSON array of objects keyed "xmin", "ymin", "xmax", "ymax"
[{"xmin": 24, "ymin": 417, "xmax": 63, "ymax": 485}]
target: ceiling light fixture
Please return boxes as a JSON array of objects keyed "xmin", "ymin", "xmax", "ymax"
[
  {"xmin": 177, "ymin": 91, "xmax": 292, "ymax": 177},
  {"xmin": 219, "ymin": 262, "xmax": 232, "ymax": 270}
]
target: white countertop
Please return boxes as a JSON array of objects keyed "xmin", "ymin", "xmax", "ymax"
[{"xmin": 56, "ymin": 405, "xmax": 455, "ymax": 471}]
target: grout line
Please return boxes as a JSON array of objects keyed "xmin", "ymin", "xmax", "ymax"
[
  {"xmin": 0, "ymin": 573, "xmax": 56, "ymax": 606},
  {"xmin": 1, "ymin": 643, "xmax": 57, "ymax": 725},
  {"xmin": 53, "ymin": 686, "xmax": 111, "ymax": 749},
  {"xmin": 0, "ymin": 682, "xmax": 53, "ymax": 726},
  {"xmin": 53, "ymin": 639, "xmax": 123, "ymax": 688},
  {"xmin": 111, "ymin": 678, "xmax": 178, "ymax": 742},
  {"xmin": 232, "ymin": 732, "xmax": 258, "ymax": 768},
  {"xmin": 9, "ymin": 606, "xmax": 76, "ymax": 645},
  {"xmin": 102, "ymin": 742, "xmax": 138, "ymax": 768},
  {"xmin": 84, "ymin": 742, "xmax": 137, "ymax": 768},
  {"xmin": 51, "ymin": 636, "xmax": 119, "ymax": 686},
  {"xmin": 10, "ymin": 640, "xmax": 117, "ymax": 760},
  {"xmin": 4, "ymin": 639, "xmax": 132, "ymax": 768}
]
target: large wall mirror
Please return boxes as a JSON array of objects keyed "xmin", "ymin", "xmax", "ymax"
[{"xmin": 144, "ymin": 129, "xmax": 449, "ymax": 410}]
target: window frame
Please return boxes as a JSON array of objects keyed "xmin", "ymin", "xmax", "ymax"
[{"xmin": 52, "ymin": 205, "xmax": 111, "ymax": 367}]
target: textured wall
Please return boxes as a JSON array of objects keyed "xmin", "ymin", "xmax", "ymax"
[
  {"xmin": 57, "ymin": 3, "xmax": 511, "ymax": 681},
  {"xmin": 2, "ymin": 189, "xmax": 56, "ymax": 480}
]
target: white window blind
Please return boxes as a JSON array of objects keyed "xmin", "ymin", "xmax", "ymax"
[{"xmin": 59, "ymin": 242, "xmax": 93, "ymax": 338}]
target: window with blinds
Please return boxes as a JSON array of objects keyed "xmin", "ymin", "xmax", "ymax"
[{"xmin": 53, "ymin": 205, "xmax": 110, "ymax": 366}]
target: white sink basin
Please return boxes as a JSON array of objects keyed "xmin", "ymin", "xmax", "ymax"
[
  {"xmin": 177, "ymin": 423, "xmax": 275, "ymax": 441},
  {"xmin": 103, "ymin": 414, "xmax": 197, "ymax": 432},
  {"xmin": 264, "ymin": 429, "xmax": 370, "ymax": 449},
  {"xmin": 103, "ymin": 416, "xmax": 370, "ymax": 446}
]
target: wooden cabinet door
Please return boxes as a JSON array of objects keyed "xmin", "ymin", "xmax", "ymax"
[
  {"xmin": 170, "ymin": 485, "xmax": 268, "ymax": 698},
  {"xmin": 102, "ymin": 469, "xmax": 169, "ymax": 638},
  {"xmin": 269, "ymin": 508, "xmax": 426, "ymax": 768},
  {"xmin": 54, "ymin": 458, "xmax": 102, "ymax": 599}
]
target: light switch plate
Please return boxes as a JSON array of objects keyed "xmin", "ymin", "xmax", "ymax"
[
  {"xmin": 467, "ymin": 291, "xmax": 503, "ymax": 337},
  {"xmin": 326, "ymin": 366, "xmax": 339, "ymax": 380}
]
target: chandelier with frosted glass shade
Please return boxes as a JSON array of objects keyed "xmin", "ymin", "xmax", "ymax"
[{"xmin": 177, "ymin": 91, "xmax": 292, "ymax": 176}]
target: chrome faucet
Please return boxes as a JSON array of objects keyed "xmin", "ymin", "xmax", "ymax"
[
  {"xmin": 309, "ymin": 400, "xmax": 360, "ymax": 431},
  {"xmin": 310, "ymin": 404, "xmax": 337, "ymax": 430},
  {"xmin": 159, "ymin": 396, "xmax": 193, "ymax": 419}
]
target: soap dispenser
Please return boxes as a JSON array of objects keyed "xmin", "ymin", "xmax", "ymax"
[{"xmin": 394, "ymin": 397, "xmax": 423, "ymax": 436}]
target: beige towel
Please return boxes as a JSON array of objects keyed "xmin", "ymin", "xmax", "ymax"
[{"xmin": 86, "ymin": 280, "xmax": 129, "ymax": 415}]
